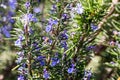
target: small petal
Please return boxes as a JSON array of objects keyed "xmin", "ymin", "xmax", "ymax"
[
  {"xmin": 67, "ymin": 67, "xmax": 74, "ymax": 73},
  {"xmin": 91, "ymin": 23, "xmax": 98, "ymax": 31},
  {"xmin": 76, "ymin": 3, "xmax": 83, "ymax": 14},
  {"xmin": 17, "ymin": 75, "xmax": 24, "ymax": 80},
  {"xmin": 33, "ymin": 7, "xmax": 41, "ymax": 13},
  {"xmin": 45, "ymin": 25, "xmax": 52, "ymax": 32},
  {"xmin": 15, "ymin": 39, "xmax": 22, "ymax": 47},
  {"xmin": 25, "ymin": 1, "xmax": 30, "ymax": 9},
  {"xmin": 43, "ymin": 69, "xmax": 50, "ymax": 79}
]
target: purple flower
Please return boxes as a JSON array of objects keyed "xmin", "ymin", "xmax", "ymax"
[
  {"xmin": 43, "ymin": 69, "xmax": 50, "ymax": 79},
  {"xmin": 22, "ymin": 13, "xmax": 38, "ymax": 23},
  {"xmin": 9, "ymin": 19, "xmax": 15, "ymax": 24},
  {"xmin": 67, "ymin": 64, "xmax": 75, "ymax": 73},
  {"xmin": 16, "ymin": 57, "xmax": 23, "ymax": 63},
  {"xmin": 28, "ymin": 28, "xmax": 34, "ymax": 34},
  {"xmin": 31, "ymin": 17, "xmax": 38, "ymax": 22},
  {"xmin": 45, "ymin": 18, "xmax": 58, "ymax": 31},
  {"xmin": 86, "ymin": 45, "xmax": 95, "ymax": 51},
  {"xmin": 40, "ymin": 60, "xmax": 45, "ymax": 66},
  {"xmin": 61, "ymin": 41, "xmax": 68, "ymax": 50},
  {"xmin": 15, "ymin": 39, "xmax": 22, "ymax": 47},
  {"xmin": 42, "ymin": 36, "xmax": 53, "ymax": 44},
  {"xmin": 45, "ymin": 25, "xmax": 52, "ymax": 32},
  {"xmin": 52, "ymin": 20, "xmax": 58, "ymax": 25},
  {"xmin": 18, "ymin": 65, "xmax": 28, "ymax": 74},
  {"xmin": 76, "ymin": 3, "xmax": 83, "ymax": 14},
  {"xmin": 8, "ymin": 0, "xmax": 17, "ymax": 10},
  {"xmin": 33, "ymin": 7, "xmax": 41, "ymax": 13},
  {"xmin": 37, "ymin": 56, "xmax": 45, "ymax": 61},
  {"xmin": 17, "ymin": 52, "xmax": 24, "ymax": 56},
  {"xmin": 16, "ymin": 52, "xmax": 24, "ymax": 63},
  {"xmin": 1, "ymin": 27, "xmax": 11, "ymax": 38},
  {"xmin": 36, "ymin": 56, "xmax": 46, "ymax": 66},
  {"xmin": 91, "ymin": 23, "xmax": 98, "ymax": 31},
  {"xmin": 28, "ymin": 13, "xmax": 38, "ymax": 22},
  {"xmin": 83, "ymin": 70, "xmax": 92, "ymax": 80},
  {"xmin": 14, "ymin": 35, "xmax": 24, "ymax": 48},
  {"xmin": 17, "ymin": 75, "xmax": 25, "ymax": 80},
  {"xmin": 59, "ymin": 31, "xmax": 68, "ymax": 40},
  {"xmin": 8, "ymin": 11, "xmax": 15, "ymax": 16},
  {"xmin": 25, "ymin": 1, "xmax": 30, "ymax": 9},
  {"xmin": 62, "ymin": 13, "xmax": 69, "ymax": 20},
  {"xmin": 50, "ymin": 57, "xmax": 59, "ymax": 67},
  {"xmin": 48, "ymin": 39, "xmax": 53, "ymax": 45},
  {"xmin": 48, "ymin": 18, "xmax": 58, "ymax": 25},
  {"xmin": 110, "ymin": 61, "xmax": 115, "ymax": 65},
  {"xmin": 7, "ymin": 11, "xmax": 15, "ymax": 24},
  {"xmin": 67, "ymin": 67, "xmax": 74, "ymax": 73},
  {"xmin": 52, "ymin": 4, "xmax": 57, "ymax": 10}
]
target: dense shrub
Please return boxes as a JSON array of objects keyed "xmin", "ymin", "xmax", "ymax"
[{"xmin": 0, "ymin": 0, "xmax": 120, "ymax": 80}]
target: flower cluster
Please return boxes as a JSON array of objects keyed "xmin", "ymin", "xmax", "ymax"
[{"xmin": 0, "ymin": 0, "xmax": 16, "ymax": 38}]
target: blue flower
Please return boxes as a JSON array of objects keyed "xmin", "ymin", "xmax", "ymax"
[
  {"xmin": 40, "ymin": 60, "xmax": 45, "ymax": 66},
  {"xmin": 51, "ymin": 4, "xmax": 57, "ymax": 13},
  {"xmin": 9, "ymin": 19, "xmax": 15, "ymax": 24},
  {"xmin": 16, "ymin": 57, "xmax": 23, "ymax": 63},
  {"xmin": 25, "ymin": 1, "xmax": 30, "ymax": 9},
  {"xmin": 62, "ymin": 13, "xmax": 69, "ymax": 20},
  {"xmin": 22, "ymin": 13, "xmax": 38, "ymax": 23},
  {"xmin": 28, "ymin": 28, "xmax": 34, "ymax": 34},
  {"xmin": 48, "ymin": 39, "xmax": 53, "ymax": 45},
  {"xmin": 50, "ymin": 57, "xmax": 59, "ymax": 67},
  {"xmin": 8, "ymin": 11, "xmax": 15, "ymax": 16},
  {"xmin": 37, "ymin": 56, "xmax": 45, "ymax": 61},
  {"xmin": 50, "ymin": 53, "xmax": 59, "ymax": 67},
  {"xmin": 76, "ymin": 3, "xmax": 83, "ymax": 14},
  {"xmin": 67, "ymin": 67, "xmax": 74, "ymax": 73},
  {"xmin": 33, "ymin": 7, "xmax": 41, "ymax": 13},
  {"xmin": 27, "ymin": 13, "xmax": 36, "ymax": 22},
  {"xmin": 60, "ymin": 41, "xmax": 68, "ymax": 50},
  {"xmin": 37, "ymin": 56, "xmax": 46, "ymax": 66},
  {"xmin": 14, "ymin": 35, "xmax": 24, "ymax": 48},
  {"xmin": 52, "ymin": 4, "xmax": 57, "ymax": 10},
  {"xmin": 15, "ymin": 39, "xmax": 22, "ymax": 48},
  {"xmin": 1, "ymin": 27, "xmax": 11, "ymax": 38},
  {"xmin": 48, "ymin": 18, "xmax": 58, "ymax": 25},
  {"xmin": 52, "ymin": 20, "xmax": 58, "ymax": 25},
  {"xmin": 43, "ymin": 69, "xmax": 50, "ymax": 79},
  {"xmin": 8, "ymin": 0, "xmax": 17, "ymax": 10},
  {"xmin": 16, "ymin": 52, "xmax": 24, "ymax": 64},
  {"xmin": 31, "ymin": 17, "xmax": 38, "ymax": 22},
  {"xmin": 67, "ymin": 64, "xmax": 75, "ymax": 73},
  {"xmin": 45, "ymin": 18, "xmax": 58, "ymax": 32},
  {"xmin": 91, "ymin": 23, "xmax": 98, "ymax": 31},
  {"xmin": 86, "ymin": 45, "xmax": 95, "ymax": 51},
  {"xmin": 17, "ymin": 75, "xmax": 25, "ymax": 80},
  {"xmin": 59, "ymin": 31, "xmax": 68, "ymax": 40},
  {"xmin": 45, "ymin": 25, "xmax": 52, "ymax": 32},
  {"xmin": 83, "ymin": 70, "xmax": 92, "ymax": 80}
]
